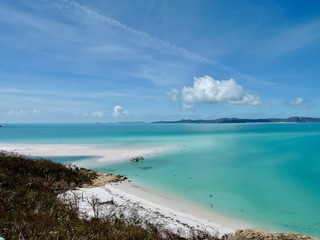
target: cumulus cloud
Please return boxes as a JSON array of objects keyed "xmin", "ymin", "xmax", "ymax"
[
  {"xmin": 287, "ymin": 97, "xmax": 305, "ymax": 106},
  {"xmin": 112, "ymin": 105, "xmax": 128, "ymax": 117},
  {"xmin": 182, "ymin": 76, "xmax": 261, "ymax": 106},
  {"xmin": 167, "ymin": 89, "xmax": 179, "ymax": 101}
]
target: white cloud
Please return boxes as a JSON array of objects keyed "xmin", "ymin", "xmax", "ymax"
[
  {"xmin": 112, "ymin": 105, "xmax": 128, "ymax": 117},
  {"xmin": 1, "ymin": 109, "xmax": 45, "ymax": 118},
  {"xmin": 183, "ymin": 103, "xmax": 193, "ymax": 110},
  {"xmin": 182, "ymin": 76, "xmax": 261, "ymax": 106},
  {"xmin": 91, "ymin": 111, "xmax": 104, "ymax": 118},
  {"xmin": 83, "ymin": 111, "xmax": 105, "ymax": 118},
  {"xmin": 290, "ymin": 97, "xmax": 305, "ymax": 106},
  {"xmin": 284, "ymin": 97, "xmax": 305, "ymax": 106},
  {"xmin": 167, "ymin": 89, "xmax": 179, "ymax": 101}
]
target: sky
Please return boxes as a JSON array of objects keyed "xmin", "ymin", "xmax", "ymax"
[{"xmin": 1, "ymin": 0, "xmax": 320, "ymax": 123}]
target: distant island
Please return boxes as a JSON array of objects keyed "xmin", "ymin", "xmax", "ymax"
[{"xmin": 153, "ymin": 117, "xmax": 320, "ymax": 124}]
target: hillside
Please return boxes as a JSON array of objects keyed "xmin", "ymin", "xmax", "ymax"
[{"xmin": 153, "ymin": 117, "xmax": 320, "ymax": 124}]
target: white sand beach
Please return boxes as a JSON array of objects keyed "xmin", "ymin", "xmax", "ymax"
[
  {"xmin": 61, "ymin": 183, "xmax": 250, "ymax": 238},
  {"xmin": 0, "ymin": 143, "xmax": 252, "ymax": 238}
]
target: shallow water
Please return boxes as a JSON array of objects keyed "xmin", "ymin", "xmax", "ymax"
[
  {"xmin": 34, "ymin": 155, "xmax": 101, "ymax": 163},
  {"xmin": 0, "ymin": 123, "xmax": 319, "ymax": 236}
]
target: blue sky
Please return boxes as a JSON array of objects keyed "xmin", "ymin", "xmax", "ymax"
[{"xmin": 1, "ymin": 0, "xmax": 320, "ymax": 123}]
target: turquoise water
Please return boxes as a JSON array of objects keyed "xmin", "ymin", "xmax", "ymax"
[
  {"xmin": 35, "ymin": 155, "xmax": 102, "ymax": 163},
  {"xmin": 0, "ymin": 123, "xmax": 319, "ymax": 237}
]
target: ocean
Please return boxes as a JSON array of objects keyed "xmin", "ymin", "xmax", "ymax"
[{"xmin": 0, "ymin": 123, "xmax": 319, "ymax": 237}]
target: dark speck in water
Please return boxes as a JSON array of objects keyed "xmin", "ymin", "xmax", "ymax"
[{"xmin": 140, "ymin": 166, "xmax": 152, "ymax": 170}]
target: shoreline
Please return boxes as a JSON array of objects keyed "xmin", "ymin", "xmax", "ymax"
[
  {"xmin": 0, "ymin": 142, "xmax": 252, "ymax": 237},
  {"xmin": 107, "ymin": 180, "xmax": 252, "ymax": 236},
  {"xmin": 61, "ymin": 180, "xmax": 251, "ymax": 238}
]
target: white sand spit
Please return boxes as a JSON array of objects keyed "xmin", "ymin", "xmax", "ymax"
[{"xmin": 0, "ymin": 143, "xmax": 170, "ymax": 163}]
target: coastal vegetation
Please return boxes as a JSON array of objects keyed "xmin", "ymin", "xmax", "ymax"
[{"xmin": 0, "ymin": 151, "xmax": 220, "ymax": 240}]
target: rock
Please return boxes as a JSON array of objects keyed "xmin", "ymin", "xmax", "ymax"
[
  {"xmin": 229, "ymin": 229, "xmax": 317, "ymax": 240},
  {"xmin": 130, "ymin": 156, "xmax": 144, "ymax": 162},
  {"xmin": 82, "ymin": 172, "xmax": 127, "ymax": 188}
]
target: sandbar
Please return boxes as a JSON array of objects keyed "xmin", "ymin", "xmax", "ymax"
[{"xmin": 0, "ymin": 143, "xmax": 170, "ymax": 163}]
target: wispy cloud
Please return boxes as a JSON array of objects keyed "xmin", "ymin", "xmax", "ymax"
[
  {"xmin": 183, "ymin": 103, "xmax": 193, "ymax": 110},
  {"xmin": 45, "ymin": 0, "xmax": 212, "ymax": 63},
  {"xmin": 0, "ymin": 109, "xmax": 46, "ymax": 118},
  {"xmin": 83, "ymin": 111, "xmax": 105, "ymax": 118},
  {"xmin": 40, "ymin": 0, "xmax": 269, "ymax": 86},
  {"xmin": 283, "ymin": 97, "xmax": 305, "ymax": 106},
  {"xmin": 167, "ymin": 89, "xmax": 179, "ymax": 101},
  {"xmin": 0, "ymin": 88, "xmax": 25, "ymax": 94},
  {"xmin": 0, "ymin": 2, "xmax": 78, "ymax": 49},
  {"xmin": 257, "ymin": 18, "xmax": 320, "ymax": 57},
  {"xmin": 0, "ymin": 0, "xmax": 275, "ymax": 90}
]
